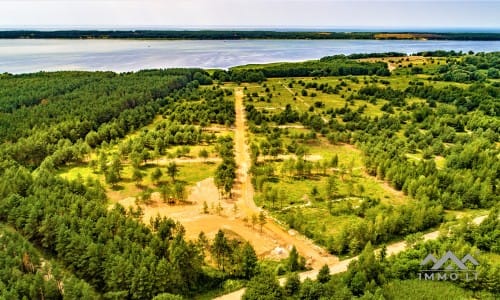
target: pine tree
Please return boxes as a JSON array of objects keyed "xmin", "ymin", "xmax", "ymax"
[
  {"xmin": 258, "ymin": 211, "xmax": 266, "ymax": 233},
  {"xmin": 151, "ymin": 168, "xmax": 163, "ymax": 185},
  {"xmin": 167, "ymin": 162, "xmax": 179, "ymax": 182},
  {"xmin": 287, "ymin": 246, "xmax": 300, "ymax": 272},
  {"xmin": 317, "ymin": 264, "xmax": 331, "ymax": 283},
  {"xmin": 240, "ymin": 242, "xmax": 258, "ymax": 279},
  {"xmin": 283, "ymin": 272, "xmax": 301, "ymax": 296}
]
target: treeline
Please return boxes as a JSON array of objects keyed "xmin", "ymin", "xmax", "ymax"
[
  {"xmin": 2, "ymin": 30, "xmax": 500, "ymax": 40},
  {"xmin": 109, "ymin": 121, "xmax": 207, "ymax": 159},
  {"xmin": 359, "ymin": 130, "xmax": 498, "ymax": 209},
  {"xmin": 415, "ymin": 50, "xmax": 466, "ymax": 57},
  {"xmin": 433, "ymin": 52, "xmax": 500, "ymax": 82},
  {"xmin": 405, "ymin": 82, "xmax": 499, "ymax": 116},
  {"xmin": 0, "ymin": 72, "xmax": 99, "ymax": 113},
  {"xmin": 321, "ymin": 52, "xmax": 407, "ymax": 60},
  {"xmin": 222, "ymin": 59, "xmax": 389, "ymax": 82}
]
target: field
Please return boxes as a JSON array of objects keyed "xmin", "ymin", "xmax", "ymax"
[{"xmin": 1, "ymin": 53, "xmax": 498, "ymax": 300}]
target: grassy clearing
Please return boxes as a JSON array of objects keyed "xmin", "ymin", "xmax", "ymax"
[
  {"xmin": 242, "ymin": 76, "xmax": 424, "ymax": 120},
  {"xmin": 58, "ymin": 111, "xmax": 230, "ymax": 203},
  {"xmin": 252, "ymin": 140, "xmax": 410, "ymax": 246},
  {"xmin": 60, "ymin": 157, "xmax": 218, "ymax": 202}
]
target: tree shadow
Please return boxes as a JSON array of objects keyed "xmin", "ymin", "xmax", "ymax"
[{"xmin": 110, "ymin": 184, "xmax": 124, "ymax": 191}]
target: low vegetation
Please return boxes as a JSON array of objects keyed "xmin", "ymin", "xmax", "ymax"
[{"xmin": 0, "ymin": 51, "xmax": 498, "ymax": 299}]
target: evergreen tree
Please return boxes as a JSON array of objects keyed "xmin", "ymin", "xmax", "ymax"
[
  {"xmin": 283, "ymin": 272, "xmax": 301, "ymax": 296},
  {"xmin": 317, "ymin": 264, "xmax": 331, "ymax": 284},
  {"xmin": 240, "ymin": 242, "xmax": 258, "ymax": 279},
  {"xmin": 243, "ymin": 270, "xmax": 284, "ymax": 300},
  {"xmin": 167, "ymin": 162, "xmax": 179, "ymax": 182}
]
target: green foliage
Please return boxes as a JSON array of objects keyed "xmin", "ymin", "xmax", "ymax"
[
  {"xmin": 283, "ymin": 272, "xmax": 301, "ymax": 296},
  {"xmin": 240, "ymin": 242, "xmax": 259, "ymax": 279},
  {"xmin": 242, "ymin": 270, "xmax": 284, "ymax": 300},
  {"xmin": 317, "ymin": 264, "xmax": 331, "ymax": 284},
  {"xmin": 162, "ymin": 87, "xmax": 235, "ymax": 125},
  {"xmin": 209, "ymin": 230, "xmax": 259, "ymax": 279},
  {"xmin": 229, "ymin": 58, "xmax": 390, "ymax": 80},
  {"xmin": 152, "ymin": 293, "xmax": 184, "ymax": 300},
  {"xmin": 0, "ymin": 169, "xmax": 209, "ymax": 297},
  {"xmin": 286, "ymin": 246, "xmax": 306, "ymax": 273},
  {"xmin": 151, "ymin": 168, "xmax": 163, "ymax": 184},
  {"xmin": 214, "ymin": 136, "xmax": 237, "ymax": 198},
  {"xmin": 0, "ymin": 70, "xmax": 203, "ymax": 168},
  {"xmin": 1, "ymin": 52, "xmax": 499, "ymax": 300},
  {"xmin": 0, "ymin": 226, "xmax": 99, "ymax": 299},
  {"xmin": 167, "ymin": 162, "xmax": 180, "ymax": 182},
  {"xmin": 382, "ymin": 280, "xmax": 477, "ymax": 300},
  {"xmin": 298, "ymin": 278, "xmax": 325, "ymax": 300},
  {"xmin": 434, "ymin": 52, "xmax": 500, "ymax": 83}
]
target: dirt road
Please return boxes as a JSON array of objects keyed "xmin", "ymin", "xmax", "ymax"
[
  {"xmin": 233, "ymin": 88, "xmax": 337, "ymax": 268},
  {"xmin": 215, "ymin": 215, "xmax": 487, "ymax": 300}
]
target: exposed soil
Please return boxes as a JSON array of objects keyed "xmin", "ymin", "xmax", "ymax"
[
  {"xmin": 232, "ymin": 88, "xmax": 337, "ymax": 267},
  {"xmin": 110, "ymin": 89, "xmax": 337, "ymax": 264},
  {"xmin": 114, "ymin": 178, "xmax": 284, "ymax": 257}
]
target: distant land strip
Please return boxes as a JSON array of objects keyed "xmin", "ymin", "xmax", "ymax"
[{"xmin": 1, "ymin": 30, "xmax": 500, "ymax": 40}]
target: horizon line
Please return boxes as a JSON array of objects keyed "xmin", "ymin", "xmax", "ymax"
[{"xmin": 0, "ymin": 25, "xmax": 499, "ymax": 33}]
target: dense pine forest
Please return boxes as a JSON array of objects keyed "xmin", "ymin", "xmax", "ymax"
[{"xmin": 0, "ymin": 52, "xmax": 499, "ymax": 299}]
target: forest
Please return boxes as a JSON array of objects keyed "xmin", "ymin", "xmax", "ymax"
[
  {"xmin": 0, "ymin": 52, "xmax": 499, "ymax": 299},
  {"xmin": 243, "ymin": 207, "xmax": 499, "ymax": 299}
]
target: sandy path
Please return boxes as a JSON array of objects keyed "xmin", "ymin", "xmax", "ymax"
[
  {"xmin": 111, "ymin": 89, "xmax": 336, "ymax": 264},
  {"xmin": 215, "ymin": 215, "xmax": 487, "ymax": 300},
  {"xmin": 233, "ymin": 88, "xmax": 337, "ymax": 267}
]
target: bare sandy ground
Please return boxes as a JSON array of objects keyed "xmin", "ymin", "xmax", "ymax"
[
  {"xmin": 112, "ymin": 89, "xmax": 337, "ymax": 264},
  {"xmin": 115, "ymin": 178, "xmax": 285, "ymax": 258}
]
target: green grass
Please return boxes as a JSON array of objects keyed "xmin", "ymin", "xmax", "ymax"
[
  {"xmin": 177, "ymin": 162, "xmax": 218, "ymax": 185},
  {"xmin": 251, "ymin": 140, "xmax": 410, "ymax": 246},
  {"xmin": 242, "ymin": 77, "xmax": 415, "ymax": 119},
  {"xmin": 58, "ymin": 114, "xmax": 227, "ymax": 202},
  {"xmin": 59, "ymin": 162, "xmax": 101, "ymax": 182}
]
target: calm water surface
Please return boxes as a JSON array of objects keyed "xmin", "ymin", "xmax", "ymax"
[{"xmin": 0, "ymin": 39, "xmax": 499, "ymax": 73}]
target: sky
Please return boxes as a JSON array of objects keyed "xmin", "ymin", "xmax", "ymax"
[{"xmin": 0, "ymin": 0, "xmax": 499, "ymax": 30}]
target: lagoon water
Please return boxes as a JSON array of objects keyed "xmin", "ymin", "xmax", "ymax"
[{"xmin": 0, "ymin": 39, "xmax": 499, "ymax": 74}]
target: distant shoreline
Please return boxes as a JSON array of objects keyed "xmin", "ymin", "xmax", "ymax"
[{"xmin": 1, "ymin": 30, "xmax": 500, "ymax": 41}]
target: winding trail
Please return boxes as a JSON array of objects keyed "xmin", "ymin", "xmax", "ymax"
[{"xmin": 215, "ymin": 215, "xmax": 487, "ymax": 300}]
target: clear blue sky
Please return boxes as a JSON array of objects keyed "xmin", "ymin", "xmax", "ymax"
[{"xmin": 1, "ymin": 0, "xmax": 499, "ymax": 30}]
